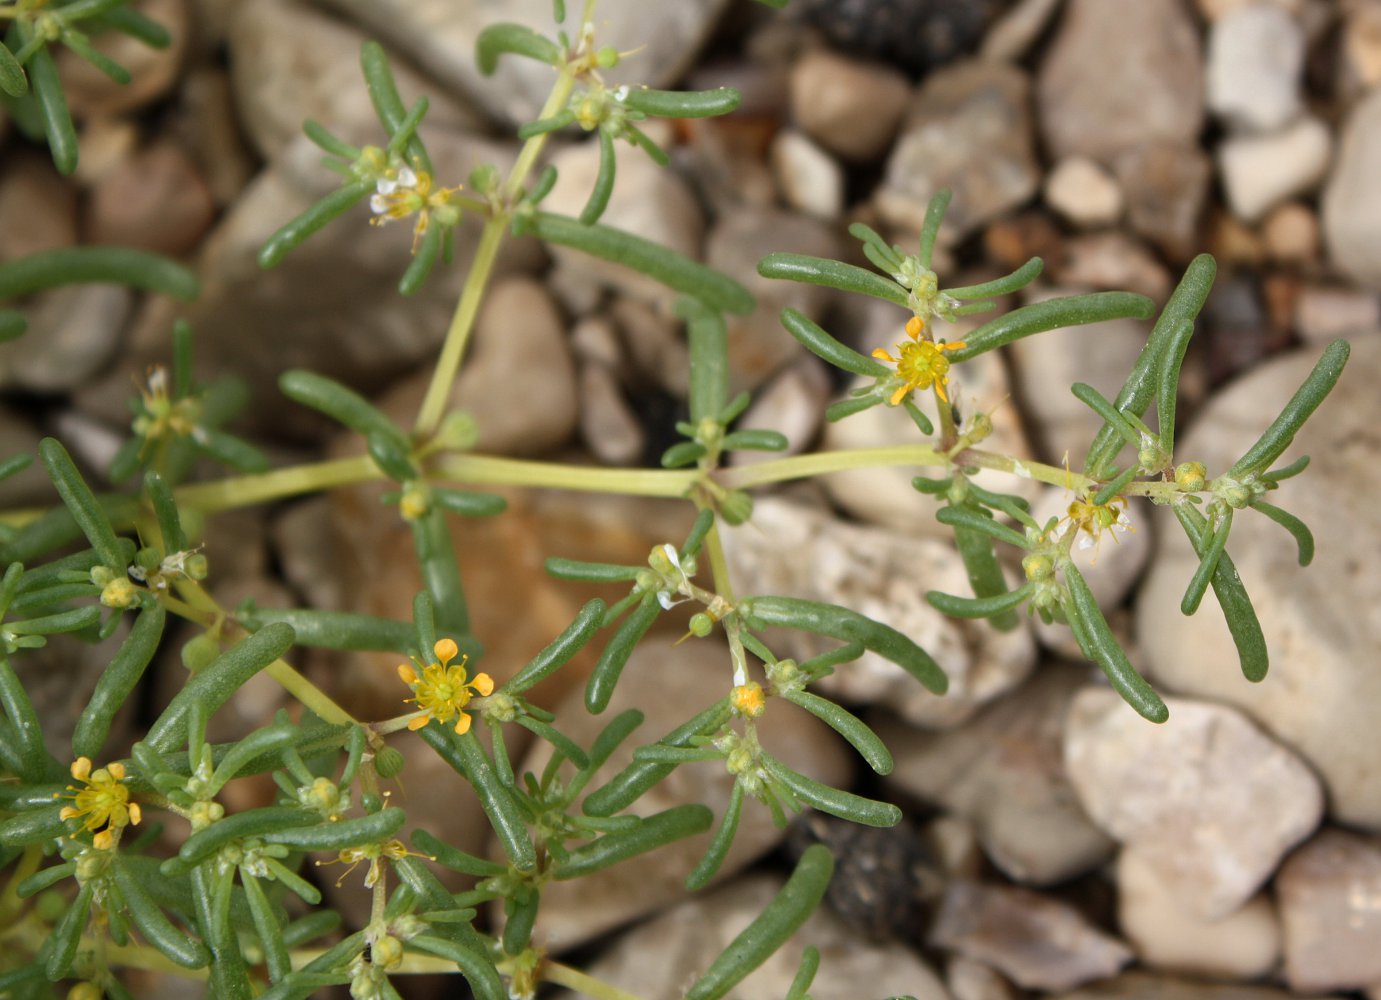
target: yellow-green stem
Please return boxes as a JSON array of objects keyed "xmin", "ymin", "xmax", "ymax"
[
  {"xmin": 431, "ymin": 454, "xmax": 698, "ymax": 496},
  {"xmin": 542, "ymin": 959, "xmax": 644, "ymax": 1000},
  {"xmin": 703, "ymin": 523, "xmax": 735, "ymax": 604},
  {"xmin": 174, "ymin": 456, "xmax": 379, "ymax": 515}
]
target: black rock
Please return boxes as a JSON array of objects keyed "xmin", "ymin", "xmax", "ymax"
[{"xmin": 793, "ymin": 0, "xmax": 1008, "ymax": 74}]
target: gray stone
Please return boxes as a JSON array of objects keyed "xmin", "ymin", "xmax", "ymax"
[
  {"xmin": 319, "ymin": 0, "xmax": 732, "ymax": 126},
  {"xmin": 1064, "ymin": 688, "xmax": 1323, "ymax": 920},
  {"xmin": 1323, "ymin": 88, "xmax": 1381, "ymax": 289},
  {"xmin": 947, "ymin": 955, "xmax": 1017, "ymax": 1000},
  {"xmin": 553, "ymin": 872, "xmax": 949, "ymax": 1000},
  {"xmin": 520, "ymin": 636, "xmax": 852, "ymax": 952},
  {"xmin": 1037, "ymin": 0, "xmax": 1203, "ymax": 164},
  {"xmin": 789, "ymin": 48, "xmax": 910, "ymax": 162},
  {"xmin": 930, "ymin": 880, "xmax": 1133, "ymax": 991},
  {"xmin": 1206, "ymin": 4, "xmax": 1306, "ymax": 132},
  {"xmin": 721, "ymin": 497, "xmax": 1036, "ymax": 729},
  {"xmin": 728, "ymin": 358, "xmax": 830, "ymax": 467},
  {"xmin": 1052, "ymin": 233, "xmax": 1173, "ymax": 303},
  {"xmin": 981, "ymin": 0, "xmax": 1063, "ymax": 63},
  {"xmin": 1045, "ymin": 157, "xmax": 1123, "ymax": 229},
  {"xmin": 771, "ymin": 129, "xmax": 845, "ymax": 220},
  {"xmin": 0, "ymin": 285, "xmax": 133, "ymax": 393},
  {"xmin": 1294, "ymin": 285, "xmax": 1381, "ymax": 344},
  {"xmin": 1220, "ymin": 116, "xmax": 1332, "ymax": 223},
  {"xmin": 578, "ymin": 360, "xmax": 643, "ymax": 465},
  {"xmin": 1136, "ymin": 337, "xmax": 1381, "ymax": 830},
  {"xmin": 1278, "ymin": 829, "xmax": 1381, "ymax": 992},
  {"xmin": 85, "ymin": 141, "xmax": 217, "ymax": 256},
  {"xmin": 705, "ymin": 207, "xmax": 842, "ymax": 391},
  {"xmin": 543, "ymin": 132, "xmax": 706, "ymax": 308},
  {"xmin": 229, "ymin": 0, "xmax": 480, "ymax": 162},
  {"xmin": 877, "ymin": 61, "xmax": 1039, "ymax": 242},
  {"xmin": 1113, "ymin": 140, "xmax": 1212, "ymax": 259},
  {"xmin": 1117, "ymin": 846, "xmax": 1281, "ymax": 980},
  {"xmin": 1052, "ymin": 971, "xmax": 1331, "ymax": 1000},
  {"xmin": 880, "ymin": 664, "xmax": 1115, "ymax": 885}
]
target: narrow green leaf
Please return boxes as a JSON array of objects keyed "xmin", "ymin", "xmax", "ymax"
[
  {"xmin": 4, "ymin": 605, "xmax": 102, "ymax": 636},
  {"xmin": 360, "ymin": 41, "xmax": 430, "ymax": 172},
  {"xmin": 623, "ymin": 86, "xmax": 741, "ymax": 118},
  {"xmin": 241, "ymin": 873, "xmax": 291, "ymax": 981},
  {"xmin": 144, "ymin": 471, "xmax": 187, "ymax": 553},
  {"xmin": 544, "ymin": 557, "xmax": 641, "ymax": 583},
  {"xmin": 685, "ymin": 843, "xmax": 834, "ymax": 1000},
  {"xmin": 207, "ymin": 722, "xmax": 300, "ymax": 796},
  {"xmin": 1229, "ymin": 340, "xmax": 1351, "ymax": 477},
  {"xmin": 407, "ymin": 936, "xmax": 507, "ymax": 1000},
  {"xmin": 952, "ymin": 522, "xmax": 1020, "ymax": 631},
  {"xmin": 681, "ymin": 297, "xmax": 730, "ymax": 425},
  {"xmin": 262, "ymin": 808, "xmax": 405, "ymax": 850},
  {"xmin": 532, "ymin": 212, "xmax": 754, "ymax": 315},
  {"xmin": 20, "ymin": 29, "xmax": 77, "ymax": 175},
  {"xmin": 303, "ymin": 119, "xmax": 361, "ymax": 159},
  {"xmin": 398, "ymin": 219, "xmax": 445, "ymax": 295},
  {"xmin": 1180, "ymin": 509, "xmax": 1232, "ymax": 616},
  {"xmin": 0, "ymin": 309, "xmax": 26, "ymax": 341},
  {"xmin": 583, "ymin": 700, "xmax": 730, "ymax": 816},
  {"xmin": 917, "ymin": 189, "xmax": 952, "ymax": 269},
  {"xmin": 782, "ymin": 689, "xmax": 893, "ymax": 774},
  {"xmin": 1262, "ymin": 455, "xmax": 1310, "ymax": 483},
  {"xmin": 945, "ymin": 257, "xmax": 1043, "ymax": 300},
  {"xmin": 258, "ymin": 180, "xmax": 373, "ymax": 268},
  {"xmin": 554, "ymin": 804, "xmax": 713, "ymax": 879},
  {"xmin": 96, "ymin": 6, "xmax": 172, "ymax": 47},
  {"xmin": 848, "ymin": 223, "xmax": 903, "ymax": 271},
  {"xmin": 163, "ymin": 807, "xmax": 318, "ymax": 875},
  {"xmin": 779, "ymin": 308, "xmax": 889, "ymax": 377},
  {"xmin": 475, "ymin": 23, "xmax": 562, "ymax": 75},
  {"xmin": 581, "ymin": 126, "xmax": 618, "ymax": 225},
  {"xmin": 0, "ymin": 659, "xmax": 51, "ymax": 781},
  {"xmin": 145, "ymin": 623, "xmax": 296, "ymax": 752},
  {"xmin": 761, "ymin": 753, "xmax": 901, "ymax": 827},
  {"xmin": 662, "ymin": 440, "xmax": 708, "ymax": 468},
  {"xmin": 924, "ymin": 581, "xmax": 1034, "ymax": 620},
  {"xmin": 1084, "ymin": 254, "xmax": 1216, "ymax": 477},
  {"xmin": 948, "ymin": 292, "xmax": 1155, "ymax": 363},
  {"xmin": 0, "ymin": 246, "xmax": 198, "ymax": 301},
  {"xmin": 1071, "ymin": 383, "xmax": 1143, "ymax": 448},
  {"xmin": 73, "ymin": 602, "xmax": 166, "ymax": 759},
  {"xmin": 740, "ymin": 596, "xmax": 947, "ymax": 694},
  {"xmin": 112, "ymin": 863, "xmax": 211, "ymax": 969},
  {"xmin": 38, "ymin": 437, "xmax": 125, "ymax": 569},
  {"xmin": 1250, "ymin": 500, "xmax": 1313, "ymax": 566},
  {"xmin": 412, "ymin": 506, "xmax": 469, "ymax": 634},
  {"xmin": 934, "ymin": 505, "xmax": 1031, "ymax": 551},
  {"xmin": 60, "ymin": 28, "xmax": 131, "ymax": 84},
  {"xmin": 1093, "ymin": 465, "xmax": 1140, "ymax": 507},
  {"xmin": 501, "ymin": 886, "xmax": 540, "ymax": 956},
  {"xmin": 430, "ymin": 488, "xmax": 507, "ymax": 518},
  {"xmin": 45, "ymin": 880, "xmax": 95, "ymax": 978},
  {"xmin": 236, "ymin": 606, "xmax": 417, "ymax": 653},
  {"xmin": 413, "ymin": 829, "xmax": 507, "ymax": 877},
  {"xmin": 785, "ymin": 946, "xmax": 821, "ymax": 1000},
  {"xmin": 723, "ymin": 429, "xmax": 788, "ymax": 452},
  {"xmin": 1156, "ymin": 318, "xmax": 1196, "ymax": 454},
  {"xmin": 1173, "ymin": 504, "xmax": 1268, "ymax": 681},
  {"xmin": 758, "ymin": 253, "xmax": 908, "ymax": 308},
  {"xmin": 504, "ymin": 598, "xmax": 606, "ymax": 695},
  {"xmin": 586, "ymin": 594, "xmax": 660, "ymax": 713},
  {"xmin": 0, "ymin": 40, "xmax": 26, "ymax": 97},
  {"xmin": 686, "ymin": 781, "xmax": 744, "ymax": 891},
  {"xmin": 826, "ymin": 394, "xmax": 884, "ymax": 422},
  {"xmin": 419, "ymin": 726, "xmax": 536, "ymax": 871},
  {"xmin": 516, "ymin": 110, "xmax": 576, "ymax": 140},
  {"xmin": 278, "ymin": 369, "xmax": 403, "ymax": 443},
  {"xmin": 1062, "ymin": 564, "xmax": 1168, "ymax": 722}
]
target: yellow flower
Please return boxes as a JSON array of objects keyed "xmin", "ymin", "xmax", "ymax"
[
  {"xmin": 872, "ymin": 315, "xmax": 966, "ymax": 406},
  {"xmin": 730, "ymin": 682, "xmax": 765, "ymax": 719},
  {"xmin": 369, "ymin": 165, "xmax": 462, "ymax": 253},
  {"xmin": 57, "ymin": 757, "xmax": 141, "ymax": 850},
  {"xmin": 398, "ymin": 638, "xmax": 493, "ymax": 735},
  {"xmin": 318, "ymin": 838, "xmax": 421, "ymax": 888},
  {"xmin": 1065, "ymin": 495, "xmax": 1133, "ymax": 554}
]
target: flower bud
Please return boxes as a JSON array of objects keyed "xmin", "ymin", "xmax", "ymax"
[
  {"xmin": 1022, "ymin": 553, "xmax": 1054, "ymax": 582},
  {"xmin": 688, "ymin": 613, "xmax": 715, "ymax": 637},
  {"xmin": 374, "ymin": 747, "xmax": 406, "ymax": 779},
  {"xmin": 1174, "ymin": 461, "xmax": 1207, "ymax": 492},
  {"xmin": 101, "ymin": 577, "xmax": 137, "ymax": 609},
  {"xmin": 731, "ymin": 682, "xmax": 766, "ymax": 719},
  {"xmin": 718, "ymin": 489, "xmax": 754, "ymax": 526},
  {"xmin": 596, "ymin": 45, "xmax": 620, "ymax": 68}
]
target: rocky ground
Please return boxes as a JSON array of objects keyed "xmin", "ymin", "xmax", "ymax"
[{"xmin": 3, "ymin": 0, "xmax": 1381, "ymax": 998}]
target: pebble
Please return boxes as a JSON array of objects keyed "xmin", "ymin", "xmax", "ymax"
[
  {"xmin": 0, "ymin": 154, "xmax": 78, "ymax": 261},
  {"xmin": 1037, "ymin": 0, "xmax": 1203, "ymax": 164},
  {"xmin": 228, "ymin": 0, "xmax": 480, "ymax": 162},
  {"xmin": 85, "ymin": 141, "xmax": 217, "ymax": 256},
  {"xmin": 930, "ymin": 879, "xmax": 1133, "ymax": 991},
  {"xmin": 1113, "ymin": 140, "xmax": 1212, "ymax": 259},
  {"xmin": 1064, "ymin": 688, "xmax": 1323, "ymax": 920},
  {"xmin": 1293, "ymin": 284, "xmax": 1381, "ymax": 344},
  {"xmin": 880, "ymin": 664, "xmax": 1115, "ymax": 885},
  {"xmin": 569, "ymin": 315, "xmax": 625, "ymax": 372},
  {"xmin": 1052, "ymin": 233, "xmax": 1173, "ymax": 303},
  {"xmin": 318, "ymin": 0, "xmax": 732, "ymax": 126},
  {"xmin": 793, "ymin": 0, "xmax": 1003, "ymax": 70},
  {"xmin": 1277, "ymin": 829, "xmax": 1381, "ymax": 992},
  {"xmin": 1136, "ymin": 337, "xmax": 1381, "ymax": 830},
  {"xmin": 555, "ymin": 872, "xmax": 949, "ymax": 1000},
  {"xmin": 788, "ymin": 48, "xmax": 910, "ymax": 162},
  {"xmin": 1261, "ymin": 201, "xmax": 1321, "ymax": 265},
  {"xmin": 1117, "ymin": 846, "xmax": 1282, "ymax": 980},
  {"xmin": 0, "ymin": 410, "xmax": 51, "ymax": 507},
  {"xmin": 1051, "ymin": 971, "xmax": 1332, "ymax": 1000},
  {"xmin": 876, "ymin": 60, "xmax": 1039, "ymax": 242},
  {"xmin": 980, "ymin": 0, "xmax": 1063, "ymax": 63},
  {"xmin": 53, "ymin": 0, "xmax": 187, "ymax": 118},
  {"xmin": 71, "ymin": 118, "xmax": 141, "ymax": 187},
  {"xmin": 727, "ymin": 358, "xmax": 830, "ymax": 465},
  {"xmin": 1206, "ymin": 4, "xmax": 1306, "ymax": 132},
  {"xmin": 175, "ymin": 68, "xmax": 259, "ymax": 208},
  {"xmin": 520, "ymin": 636, "xmax": 852, "ymax": 951},
  {"xmin": 1219, "ymin": 115, "xmax": 1332, "ymax": 223},
  {"xmin": 1007, "ymin": 287, "xmax": 1150, "ymax": 462},
  {"xmin": 0, "ymin": 286, "xmax": 133, "ymax": 393},
  {"xmin": 721, "ymin": 497, "xmax": 1036, "ymax": 729},
  {"xmin": 543, "ymin": 134, "xmax": 706, "ymax": 308},
  {"xmin": 1045, "ymin": 157, "xmax": 1124, "ymax": 229},
  {"xmin": 1339, "ymin": 0, "xmax": 1381, "ymax": 96},
  {"xmin": 1322, "ymin": 88, "xmax": 1381, "ymax": 289},
  {"xmin": 577, "ymin": 360, "xmax": 643, "ymax": 466},
  {"xmin": 609, "ymin": 297, "xmax": 688, "ymax": 399},
  {"xmin": 817, "ymin": 297, "xmax": 1038, "ymax": 539},
  {"xmin": 770, "ymin": 129, "xmax": 845, "ymax": 220},
  {"xmin": 705, "ymin": 206, "xmax": 842, "ymax": 391},
  {"xmin": 383, "ymin": 276, "xmax": 578, "ymax": 457},
  {"xmin": 947, "ymin": 955, "xmax": 1018, "ymax": 1000}
]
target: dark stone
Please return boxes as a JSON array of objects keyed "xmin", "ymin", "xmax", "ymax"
[{"xmin": 794, "ymin": 0, "xmax": 1007, "ymax": 73}]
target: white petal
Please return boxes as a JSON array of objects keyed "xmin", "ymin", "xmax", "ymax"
[
  {"xmin": 370, "ymin": 193, "xmax": 388, "ymax": 214},
  {"xmin": 376, "ymin": 177, "xmax": 399, "ymax": 195},
  {"xmin": 396, "ymin": 166, "xmax": 418, "ymax": 188}
]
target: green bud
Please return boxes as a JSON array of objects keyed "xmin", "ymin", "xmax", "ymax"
[
  {"xmin": 468, "ymin": 164, "xmax": 499, "ymax": 195},
  {"xmin": 135, "ymin": 547, "xmax": 162, "ymax": 571},
  {"xmin": 101, "ymin": 577, "xmax": 138, "ymax": 609},
  {"xmin": 435, "ymin": 410, "xmax": 479, "ymax": 451},
  {"xmin": 1022, "ymin": 553, "xmax": 1054, "ymax": 582},
  {"xmin": 181, "ymin": 634, "xmax": 221, "ymax": 673},
  {"xmin": 1175, "ymin": 461, "xmax": 1207, "ymax": 492},
  {"xmin": 688, "ymin": 613, "xmax": 715, "ymax": 637},
  {"xmin": 371, "ymin": 934, "xmax": 405, "ymax": 970},
  {"xmin": 374, "ymin": 746, "xmax": 406, "ymax": 779},
  {"xmin": 596, "ymin": 45, "xmax": 620, "ymax": 68},
  {"xmin": 719, "ymin": 489, "xmax": 754, "ymax": 526},
  {"xmin": 184, "ymin": 553, "xmax": 209, "ymax": 580}
]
